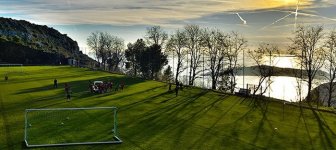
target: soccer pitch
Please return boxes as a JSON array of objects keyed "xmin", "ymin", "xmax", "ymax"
[{"xmin": 0, "ymin": 66, "xmax": 336, "ymax": 149}]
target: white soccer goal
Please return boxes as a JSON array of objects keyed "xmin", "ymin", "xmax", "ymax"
[
  {"xmin": 0, "ymin": 64, "xmax": 23, "ymax": 73},
  {"xmin": 24, "ymin": 107, "xmax": 122, "ymax": 147}
]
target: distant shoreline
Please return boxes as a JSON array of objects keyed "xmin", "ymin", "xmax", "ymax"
[{"xmin": 234, "ymin": 65, "xmax": 327, "ymax": 79}]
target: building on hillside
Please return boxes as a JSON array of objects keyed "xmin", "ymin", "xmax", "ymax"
[{"xmin": 68, "ymin": 58, "xmax": 79, "ymax": 67}]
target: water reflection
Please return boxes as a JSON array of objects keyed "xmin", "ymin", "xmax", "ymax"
[{"xmin": 168, "ymin": 55, "xmax": 326, "ymax": 102}]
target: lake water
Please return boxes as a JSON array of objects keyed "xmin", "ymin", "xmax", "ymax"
[{"xmin": 167, "ymin": 54, "xmax": 326, "ymax": 102}]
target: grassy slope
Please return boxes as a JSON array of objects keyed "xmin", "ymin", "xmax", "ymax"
[{"xmin": 0, "ymin": 66, "xmax": 336, "ymax": 150}]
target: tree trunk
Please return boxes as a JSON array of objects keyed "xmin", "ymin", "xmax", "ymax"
[
  {"xmin": 212, "ymin": 78, "xmax": 216, "ymax": 90},
  {"xmin": 189, "ymin": 59, "xmax": 193, "ymax": 85},
  {"xmin": 175, "ymin": 61, "xmax": 181, "ymax": 85},
  {"xmin": 229, "ymin": 72, "xmax": 234, "ymax": 93},
  {"xmin": 307, "ymin": 79, "xmax": 312, "ymax": 102}
]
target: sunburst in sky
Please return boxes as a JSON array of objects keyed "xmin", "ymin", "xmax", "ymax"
[{"xmin": 0, "ymin": 0, "xmax": 335, "ymax": 52}]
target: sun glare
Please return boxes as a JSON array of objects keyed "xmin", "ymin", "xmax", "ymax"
[{"xmin": 272, "ymin": 0, "xmax": 300, "ymax": 6}]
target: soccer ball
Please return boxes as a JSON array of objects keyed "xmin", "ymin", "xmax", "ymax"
[{"xmin": 61, "ymin": 122, "xmax": 64, "ymax": 125}]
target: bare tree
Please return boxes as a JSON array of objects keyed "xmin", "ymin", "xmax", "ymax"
[
  {"xmin": 166, "ymin": 29, "xmax": 187, "ymax": 85},
  {"xmin": 225, "ymin": 32, "xmax": 247, "ymax": 93},
  {"xmin": 324, "ymin": 30, "xmax": 336, "ymax": 106},
  {"xmin": 248, "ymin": 43, "xmax": 279, "ymax": 96},
  {"xmin": 290, "ymin": 25, "xmax": 325, "ymax": 102},
  {"xmin": 99, "ymin": 32, "xmax": 110, "ymax": 70},
  {"xmin": 87, "ymin": 31, "xmax": 101, "ymax": 65},
  {"xmin": 145, "ymin": 26, "xmax": 168, "ymax": 46},
  {"xmin": 201, "ymin": 29, "xmax": 228, "ymax": 90},
  {"xmin": 184, "ymin": 24, "xmax": 203, "ymax": 86},
  {"xmin": 106, "ymin": 36, "xmax": 125, "ymax": 72}
]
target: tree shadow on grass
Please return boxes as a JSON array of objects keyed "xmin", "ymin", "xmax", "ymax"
[
  {"xmin": 119, "ymin": 90, "xmax": 243, "ymax": 148},
  {"xmin": 14, "ymin": 75, "xmax": 135, "ymax": 95},
  {"xmin": 76, "ymin": 85, "xmax": 167, "ymax": 109},
  {"xmin": 120, "ymin": 90, "xmax": 209, "ymax": 128},
  {"xmin": 188, "ymin": 96, "xmax": 247, "ymax": 149},
  {"xmin": 0, "ymin": 93, "xmax": 13, "ymax": 150},
  {"xmin": 308, "ymin": 104, "xmax": 336, "ymax": 149},
  {"xmin": 292, "ymin": 103, "xmax": 336, "ymax": 149},
  {"xmin": 237, "ymin": 97, "xmax": 280, "ymax": 149},
  {"xmin": 297, "ymin": 105, "xmax": 315, "ymax": 149}
]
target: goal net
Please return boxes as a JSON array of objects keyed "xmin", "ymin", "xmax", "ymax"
[
  {"xmin": 24, "ymin": 107, "xmax": 122, "ymax": 147},
  {"xmin": 0, "ymin": 64, "xmax": 23, "ymax": 74}
]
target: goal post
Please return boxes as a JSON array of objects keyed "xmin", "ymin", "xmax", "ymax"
[
  {"xmin": 0, "ymin": 63, "xmax": 23, "ymax": 73},
  {"xmin": 24, "ymin": 107, "xmax": 122, "ymax": 147}
]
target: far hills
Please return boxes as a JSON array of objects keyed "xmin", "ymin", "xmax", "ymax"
[{"xmin": 0, "ymin": 17, "xmax": 94, "ymax": 66}]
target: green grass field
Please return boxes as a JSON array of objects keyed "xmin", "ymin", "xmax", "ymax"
[{"xmin": 1, "ymin": 66, "xmax": 336, "ymax": 149}]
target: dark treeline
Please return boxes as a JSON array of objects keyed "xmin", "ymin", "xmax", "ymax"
[{"xmin": 0, "ymin": 40, "xmax": 67, "ymax": 64}]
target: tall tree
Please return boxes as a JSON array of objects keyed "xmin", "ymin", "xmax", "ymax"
[
  {"xmin": 201, "ymin": 29, "xmax": 228, "ymax": 90},
  {"xmin": 138, "ymin": 44, "xmax": 168, "ymax": 79},
  {"xmin": 324, "ymin": 30, "xmax": 336, "ymax": 106},
  {"xmin": 248, "ymin": 43, "xmax": 279, "ymax": 96},
  {"xmin": 225, "ymin": 32, "xmax": 247, "ymax": 93},
  {"xmin": 184, "ymin": 24, "xmax": 203, "ymax": 86},
  {"xmin": 107, "ymin": 36, "xmax": 125, "ymax": 72},
  {"xmin": 145, "ymin": 26, "xmax": 168, "ymax": 47},
  {"xmin": 98, "ymin": 32, "xmax": 109, "ymax": 70},
  {"xmin": 87, "ymin": 31, "xmax": 101, "ymax": 66},
  {"xmin": 290, "ymin": 25, "xmax": 325, "ymax": 102},
  {"xmin": 125, "ymin": 39, "xmax": 146, "ymax": 77},
  {"xmin": 166, "ymin": 29, "xmax": 187, "ymax": 85}
]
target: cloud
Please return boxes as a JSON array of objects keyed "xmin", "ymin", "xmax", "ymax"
[
  {"xmin": 0, "ymin": 0, "xmax": 318, "ymax": 26},
  {"xmin": 1, "ymin": 0, "xmax": 334, "ymax": 50}
]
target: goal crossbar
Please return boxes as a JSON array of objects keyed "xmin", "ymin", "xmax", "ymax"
[{"xmin": 24, "ymin": 107, "xmax": 122, "ymax": 147}]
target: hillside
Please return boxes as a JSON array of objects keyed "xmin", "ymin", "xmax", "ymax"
[
  {"xmin": 0, "ymin": 17, "xmax": 94, "ymax": 65},
  {"xmin": 311, "ymin": 82, "xmax": 336, "ymax": 106},
  {"xmin": 0, "ymin": 66, "xmax": 335, "ymax": 149}
]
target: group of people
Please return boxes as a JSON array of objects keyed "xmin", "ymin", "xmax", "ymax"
[
  {"xmin": 89, "ymin": 80, "xmax": 125, "ymax": 94},
  {"xmin": 52, "ymin": 78, "xmax": 126, "ymax": 101}
]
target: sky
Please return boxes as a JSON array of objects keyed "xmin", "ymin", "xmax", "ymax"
[{"xmin": 0, "ymin": 0, "xmax": 336, "ymax": 54}]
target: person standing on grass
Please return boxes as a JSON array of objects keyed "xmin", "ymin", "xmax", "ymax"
[
  {"xmin": 53, "ymin": 79, "xmax": 58, "ymax": 88},
  {"xmin": 169, "ymin": 82, "xmax": 172, "ymax": 91},
  {"xmin": 4, "ymin": 74, "xmax": 8, "ymax": 81},
  {"xmin": 64, "ymin": 83, "xmax": 71, "ymax": 101},
  {"xmin": 120, "ymin": 81, "xmax": 125, "ymax": 91},
  {"xmin": 175, "ymin": 84, "xmax": 179, "ymax": 97}
]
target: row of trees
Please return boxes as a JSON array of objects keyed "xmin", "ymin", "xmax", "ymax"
[
  {"xmin": 87, "ymin": 25, "xmax": 248, "ymax": 92},
  {"xmin": 87, "ymin": 32, "xmax": 124, "ymax": 72},
  {"xmin": 166, "ymin": 25, "xmax": 247, "ymax": 92},
  {"xmin": 87, "ymin": 27, "xmax": 168, "ymax": 79},
  {"xmin": 246, "ymin": 25, "xmax": 336, "ymax": 106},
  {"xmin": 290, "ymin": 26, "xmax": 336, "ymax": 106},
  {"xmin": 86, "ymin": 25, "xmax": 336, "ymax": 106}
]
